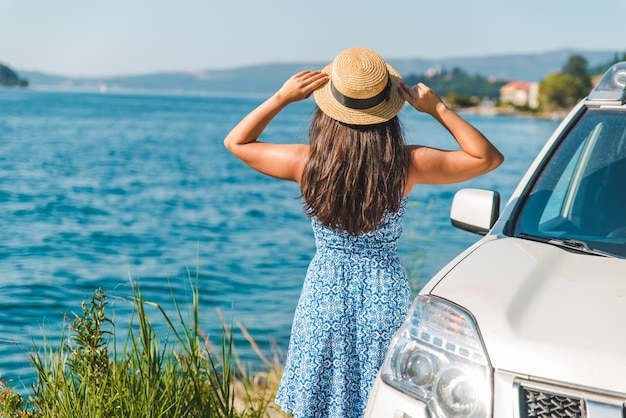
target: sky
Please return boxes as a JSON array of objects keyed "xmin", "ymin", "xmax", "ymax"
[{"xmin": 1, "ymin": 0, "xmax": 625, "ymax": 77}]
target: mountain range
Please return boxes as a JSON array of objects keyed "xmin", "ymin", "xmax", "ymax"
[{"xmin": 16, "ymin": 49, "xmax": 622, "ymax": 96}]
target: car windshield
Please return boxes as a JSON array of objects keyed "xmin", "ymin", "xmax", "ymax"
[{"xmin": 514, "ymin": 108, "xmax": 626, "ymax": 258}]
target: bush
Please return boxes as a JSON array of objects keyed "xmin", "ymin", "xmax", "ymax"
[{"xmin": 3, "ymin": 275, "xmax": 287, "ymax": 417}]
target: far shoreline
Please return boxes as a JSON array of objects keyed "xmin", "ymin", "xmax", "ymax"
[
  {"xmin": 1, "ymin": 85, "xmax": 571, "ymax": 122},
  {"xmin": 458, "ymin": 105, "xmax": 568, "ymax": 121}
]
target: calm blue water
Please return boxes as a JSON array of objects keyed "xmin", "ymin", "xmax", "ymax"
[{"xmin": 0, "ymin": 88, "xmax": 559, "ymax": 391}]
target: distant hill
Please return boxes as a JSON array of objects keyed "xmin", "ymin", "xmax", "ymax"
[
  {"xmin": 0, "ymin": 62, "xmax": 29, "ymax": 87},
  {"xmin": 18, "ymin": 49, "xmax": 622, "ymax": 95}
]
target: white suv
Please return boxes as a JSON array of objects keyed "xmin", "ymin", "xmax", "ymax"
[{"xmin": 366, "ymin": 62, "xmax": 626, "ymax": 418}]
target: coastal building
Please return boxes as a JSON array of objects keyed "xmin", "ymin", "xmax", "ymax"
[
  {"xmin": 500, "ymin": 80, "xmax": 539, "ymax": 109},
  {"xmin": 424, "ymin": 65, "xmax": 442, "ymax": 79}
]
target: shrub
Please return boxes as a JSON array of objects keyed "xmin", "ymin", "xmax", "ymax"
[{"xmin": 10, "ymin": 274, "xmax": 287, "ymax": 417}]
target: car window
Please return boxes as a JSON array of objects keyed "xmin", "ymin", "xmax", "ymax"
[{"xmin": 514, "ymin": 109, "xmax": 626, "ymax": 258}]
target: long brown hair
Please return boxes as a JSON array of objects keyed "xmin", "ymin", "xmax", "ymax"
[{"xmin": 300, "ymin": 108, "xmax": 409, "ymax": 235}]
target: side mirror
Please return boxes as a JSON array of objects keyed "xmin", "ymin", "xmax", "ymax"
[{"xmin": 450, "ymin": 188, "xmax": 500, "ymax": 235}]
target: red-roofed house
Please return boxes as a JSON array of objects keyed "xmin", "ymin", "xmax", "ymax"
[{"xmin": 500, "ymin": 81, "xmax": 539, "ymax": 108}]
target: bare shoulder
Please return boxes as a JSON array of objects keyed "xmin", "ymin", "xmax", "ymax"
[
  {"xmin": 293, "ymin": 144, "xmax": 311, "ymax": 185},
  {"xmin": 405, "ymin": 145, "xmax": 426, "ymax": 193},
  {"xmin": 234, "ymin": 142, "xmax": 311, "ymax": 183},
  {"xmin": 405, "ymin": 144, "xmax": 451, "ymax": 188},
  {"xmin": 406, "ymin": 144, "xmax": 444, "ymax": 169}
]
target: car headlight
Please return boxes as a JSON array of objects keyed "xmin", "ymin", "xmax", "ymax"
[{"xmin": 380, "ymin": 295, "xmax": 492, "ymax": 418}]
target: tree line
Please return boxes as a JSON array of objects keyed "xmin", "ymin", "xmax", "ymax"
[
  {"xmin": 403, "ymin": 68, "xmax": 504, "ymax": 108},
  {"xmin": 403, "ymin": 52, "xmax": 626, "ymax": 112},
  {"xmin": 0, "ymin": 63, "xmax": 29, "ymax": 87},
  {"xmin": 539, "ymin": 52, "xmax": 626, "ymax": 111}
]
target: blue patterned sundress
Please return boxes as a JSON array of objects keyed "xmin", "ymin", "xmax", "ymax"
[{"xmin": 275, "ymin": 196, "xmax": 412, "ymax": 418}]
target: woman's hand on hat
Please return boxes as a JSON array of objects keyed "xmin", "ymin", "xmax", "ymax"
[
  {"xmin": 276, "ymin": 71, "xmax": 329, "ymax": 104},
  {"xmin": 398, "ymin": 81, "xmax": 446, "ymax": 115}
]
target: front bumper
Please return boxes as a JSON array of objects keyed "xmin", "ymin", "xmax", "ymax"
[
  {"xmin": 366, "ymin": 370, "xmax": 626, "ymax": 418},
  {"xmin": 365, "ymin": 376, "xmax": 429, "ymax": 418}
]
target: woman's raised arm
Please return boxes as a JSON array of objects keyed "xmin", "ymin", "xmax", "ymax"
[
  {"xmin": 398, "ymin": 81, "xmax": 504, "ymax": 188},
  {"xmin": 224, "ymin": 71, "xmax": 329, "ymax": 182}
]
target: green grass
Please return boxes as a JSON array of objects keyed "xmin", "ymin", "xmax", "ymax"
[{"xmin": 0, "ymin": 273, "xmax": 287, "ymax": 418}]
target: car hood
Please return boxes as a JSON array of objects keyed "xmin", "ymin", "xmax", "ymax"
[{"xmin": 430, "ymin": 237, "xmax": 626, "ymax": 394}]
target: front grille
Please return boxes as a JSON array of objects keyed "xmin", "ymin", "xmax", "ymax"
[{"xmin": 521, "ymin": 386, "xmax": 585, "ymax": 418}]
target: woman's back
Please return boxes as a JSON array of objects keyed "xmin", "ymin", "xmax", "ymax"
[
  {"xmin": 311, "ymin": 195, "xmax": 408, "ymax": 254},
  {"xmin": 300, "ymin": 109, "xmax": 408, "ymax": 236},
  {"xmin": 276, "ymin": 196, "xmax": 411, "ymax": 417}
]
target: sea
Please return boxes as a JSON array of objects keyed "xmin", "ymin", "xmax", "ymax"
[{"xmin": 0, "ymin": 87, "xmax": 560, "ymax": 391}]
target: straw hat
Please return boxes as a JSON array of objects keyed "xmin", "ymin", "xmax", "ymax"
[{"xmin": 313, "ymin": 47, "xmax": 404, "ymax": 126}]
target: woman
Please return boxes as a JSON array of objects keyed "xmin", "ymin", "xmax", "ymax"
[{"xmin": 224, "ymin": 47, "xmax": 503, "ymax": 418}]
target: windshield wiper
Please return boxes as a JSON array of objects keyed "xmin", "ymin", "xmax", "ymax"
[{"xmin": 517, "ymin": 233, "xmax": 616, "ymax": 258}]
